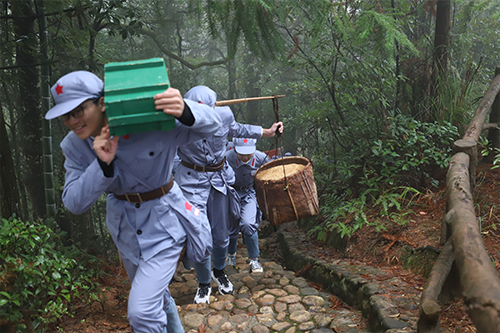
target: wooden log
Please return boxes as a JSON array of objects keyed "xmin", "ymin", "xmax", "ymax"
[
  {"xmin": 417, "ymin": 238, "xmax": 454, "ymax": 333},
  {"xmin": 462, "ymin": 73, "xmax": 500, "ymax": 144},
  {"xmin": 440, "ymin": 201, "xmax": 449, "ymax": 245},
  {"xmin": 453, "ymin": 138, "xmax": 477, "ymax": 192},
  {"xmin": 485, "ymin": 67, "xmax": 500, "ymax": 163},
  {"xmin": 446, "ymin": 152, "xmax": 500, "ymax": 332},
  {"xmin": 482, "ymin": 122, "xmax": 499, "ymax": 131},
  {"xmin": 214, "ymin": 95, "xmax": 285, "ymax": 106}
]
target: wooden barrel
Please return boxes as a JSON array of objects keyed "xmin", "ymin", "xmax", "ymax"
[{"xmin": 254, "ymin": 156, "xmax": 319, "ymax": 226}]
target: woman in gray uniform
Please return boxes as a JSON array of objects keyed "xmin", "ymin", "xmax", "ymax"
[{"xmin": 226, "ymin": 138, "xmax": 269, "ymax": 272}]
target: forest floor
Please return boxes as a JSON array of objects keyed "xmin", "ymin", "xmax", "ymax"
[{"xmin": 55, "ymin": 163, "xmax": 500, "ymax": 332}]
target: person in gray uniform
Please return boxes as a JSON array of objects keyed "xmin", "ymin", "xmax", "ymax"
[
  {"xmin": 45, "ymin": 71, "xmax": 220, "ymax": 333},
  {"xmin": 174, "ymin": 85, "xmax": 283, "ymax": 303},
  {"xmin": 226, "ymin": 138, "xmax": 269, "ymax": 272}
]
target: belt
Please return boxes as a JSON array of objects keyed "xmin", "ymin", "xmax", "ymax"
[
  {"xmin": 114, "ymin": 177, "xmax": 174, "ymax": 203},
  {"xmin": 235, "ymin": 184, "xmax": 253, "ymax": 191},
  {"xmin": 181, "ymin": 157, "xmax": 226, "ymax": 172}
]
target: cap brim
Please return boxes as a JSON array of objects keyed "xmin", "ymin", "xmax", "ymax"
[
  {"xmin": 45, "ymin": 97, "xmax": 89, "ymax": 120},
  {"xmin": 235, "ymin": 146, "xmax": 256, "ymax": 154}
]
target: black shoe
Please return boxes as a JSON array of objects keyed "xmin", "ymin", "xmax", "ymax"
[
  {"xmin": 194, "ymin": 283, "xmax": 211, "ymax": 304},
  {"xmin": 211, "ymin": 270, "xmax": 234, "ymax": 295}
]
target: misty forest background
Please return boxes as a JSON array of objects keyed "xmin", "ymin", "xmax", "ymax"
[{"xmin": 1, "ymin": 0, "xmax": 500, "ymax": 329}]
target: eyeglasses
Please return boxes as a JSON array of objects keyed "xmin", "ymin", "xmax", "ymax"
[{"xmin": 61, "ymin": 99, "xmax": 97, "ymax": 121}]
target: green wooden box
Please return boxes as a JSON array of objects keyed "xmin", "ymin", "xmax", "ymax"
[{"xmin": 104, "ymin": 58, "xmax": 176, "ymax": 137}]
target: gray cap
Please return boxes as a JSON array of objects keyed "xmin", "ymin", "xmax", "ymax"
[
  {"xmin": 45, "ymin": 71, "xmax": 103, "ymax": 120},
  {"xmin": 233, "ymin": 138, "xmax": 257, "ymax": 154}
]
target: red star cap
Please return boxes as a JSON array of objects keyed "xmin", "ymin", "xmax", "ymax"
[
  {"xmin": 45, "ymin": 71, "xmax": 104, "ymax": 120},
  {"xmin": 233, "ymin": 137, "xmax": 257, "ymax": 154}
]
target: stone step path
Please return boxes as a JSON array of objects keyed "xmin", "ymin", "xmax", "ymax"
[{"xmin": 170, "ymin": 237, "xmax": 371, "ymax": 333}]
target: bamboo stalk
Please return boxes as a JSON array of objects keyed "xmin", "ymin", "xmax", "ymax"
[{"xmin": 215, "ymin": 95, "xmax": 285, "ymax": 106}]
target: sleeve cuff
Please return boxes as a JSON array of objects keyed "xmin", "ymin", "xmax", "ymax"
[
  {"xmin": 98, "ymin": 158, "xmax": 114, "ymax": 178},
  {"xmin": 177, "ymin": 103, "xmax": 195, "ymax": 126}
]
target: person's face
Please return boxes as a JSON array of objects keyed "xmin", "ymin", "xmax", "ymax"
[
  {"xmin": 236, "ymin": 152, "xmax": 254, "ymax": 163},
  {"xmin": 62, "ymin": 97, "xmax": 106, "ymax": 140}
]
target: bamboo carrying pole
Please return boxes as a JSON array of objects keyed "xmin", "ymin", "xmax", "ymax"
[{"xmin": 214, "ymin": 95, "xmax": 285, "ymax": 106}]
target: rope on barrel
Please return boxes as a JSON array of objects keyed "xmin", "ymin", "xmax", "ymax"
[
  {"xmin": 286, "ymin": 184, "xmax": 300, "ymax": 221},
  {"xmin": 272, "ymin": 96, "xmax": 300, "ymax": 221},
  {"xmin": 272, "ymin": 96, "xmax": 289, "ymax": 188}
]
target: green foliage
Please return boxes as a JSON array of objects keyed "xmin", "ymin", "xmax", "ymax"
[
  {"xmin": 428, "ymin": 61, "xmax": 482, "ymax": 127},
  {"xmin": 354, "ymin": 10, "xmax": 419, "ymax": 58},
  {"xmin": 367, "ymin": 115, "xmax": 458, "ymax": 190},
  {"xmin": 313, "ymin": 189, "xmax": 368, "ymax": 240},
  {"xmin": 0, "ymin": 218, "xmax": 100, "ymax": 332},
  {"xmin": 187, "ymin": 0, "xmax": 284, "ymax": 59},
  {"xmin": 368, "ymin": 186, "xmax": 421, "ymax": 232},
  {"xmin": 311, "ymin": 115, "xmax": 457, "ymax": 241},
  {"xmin": 313, "ymin": 186, "xmax": 420, "ymax": 240}
]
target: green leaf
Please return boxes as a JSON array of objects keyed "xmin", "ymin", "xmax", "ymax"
[{"xmin": 0, "ymin": 292, "xmax": 11, "ymax": 299}]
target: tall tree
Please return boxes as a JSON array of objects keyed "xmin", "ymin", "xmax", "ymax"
[
  {"xmin": 0, "ymin": 102, "xmax": 21, "ymax": 218},
  {"xmin": 430, "ymin": 0, "xmax": 451, "ymax": 122},
  {"xmin": 36, "ymin": 0, "xmax": 56, "ymax": 218},
  {"xmin": 433, "ymin": 0, "xmax": 451, "ymax": 76},
  {"xmin": 12, "ymin": 0, "xmax": 45, "ymax": 220}
]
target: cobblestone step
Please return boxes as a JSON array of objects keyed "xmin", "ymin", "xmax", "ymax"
[
  {"xmin": 272, "ymin": 221, "xmax": 420, "ymax": 333},
  {"xmin": 171, "ymin": 236, "xmax": 371, "ymax": 333}
]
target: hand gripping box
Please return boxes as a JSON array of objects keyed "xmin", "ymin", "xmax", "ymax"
[{"xmin": 104, "ymin": 58, "xmax": 176, "ymax": 136}]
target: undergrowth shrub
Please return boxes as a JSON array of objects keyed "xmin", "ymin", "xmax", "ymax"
[
  {"xmin": 366, "ymin": 115, "xmax": 458, "ymax": 191},
  {"xmin": 312, "ymin": 116, "xmax": 458, "ymax": 241},
  {"xmin": 0, "ymin": 217, "xmax": 101, "ymax": 333}
]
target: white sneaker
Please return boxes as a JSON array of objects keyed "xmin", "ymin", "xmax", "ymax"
[
  {"xmin": 226, "ymin": 252, "xmax": 236, "ymax": 266},
  {"xmin": 211, "ymin": 270, "xmax": 234, "ymax": 295},
  {"xmin": 249, "ymin": 258, "xmax": 263, "ymax": 273},
  {"xmin": 193, "ymin": 284, "xmax": 211, "ymax": 304}
]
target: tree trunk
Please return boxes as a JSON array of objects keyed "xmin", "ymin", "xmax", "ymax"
[
  {"xmin": 391, "ymin": 0, "xmax": 401, "ymax": 113},
  {"xmin": 227, "ymin": 58, "xmax": 237, "ymax": 101},
  {"xmin": 0, "ymin": 103, "xmax": 21, "ymax": 219},
  {"xmin": 432, "ymin": 0, "xmax": 450, "ymax": 77},
  {"xmin": 5, "ymin": 87, "xmax": 29, "ymax": 222},
  {"xmin": 243, "ymin": 52, "xmax": 261, "ymax": 125},
  {"xmin": 430, "ymin": 0, "xmax": 451, "ymax": 121},
  {"xmin": 12, "ymin": 0, "xmax": 45, "ymax": 220},
  {"xmin": 36, "ymin": 0, "xmax": 56, "ymax": 218}
]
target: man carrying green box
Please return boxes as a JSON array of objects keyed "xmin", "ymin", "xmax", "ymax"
[{"xmin": 46, "ymin": 71, "xmax": 221, "ymax": 333}]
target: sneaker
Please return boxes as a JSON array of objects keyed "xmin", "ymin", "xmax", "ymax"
[
  {"xmin": 194, "ymin": 283, "xmax": 211, "ymax": 304},
  {"xmin": 211, "ymin": 270, "xmax": 234, "ymax": 295},
  {"xmin": 249, "ymin": 258, "xmax": 263, "ymax": 273},
  {"xmin": 226, "ymin": 252, "xmax": 236, "ymax": 267}
]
